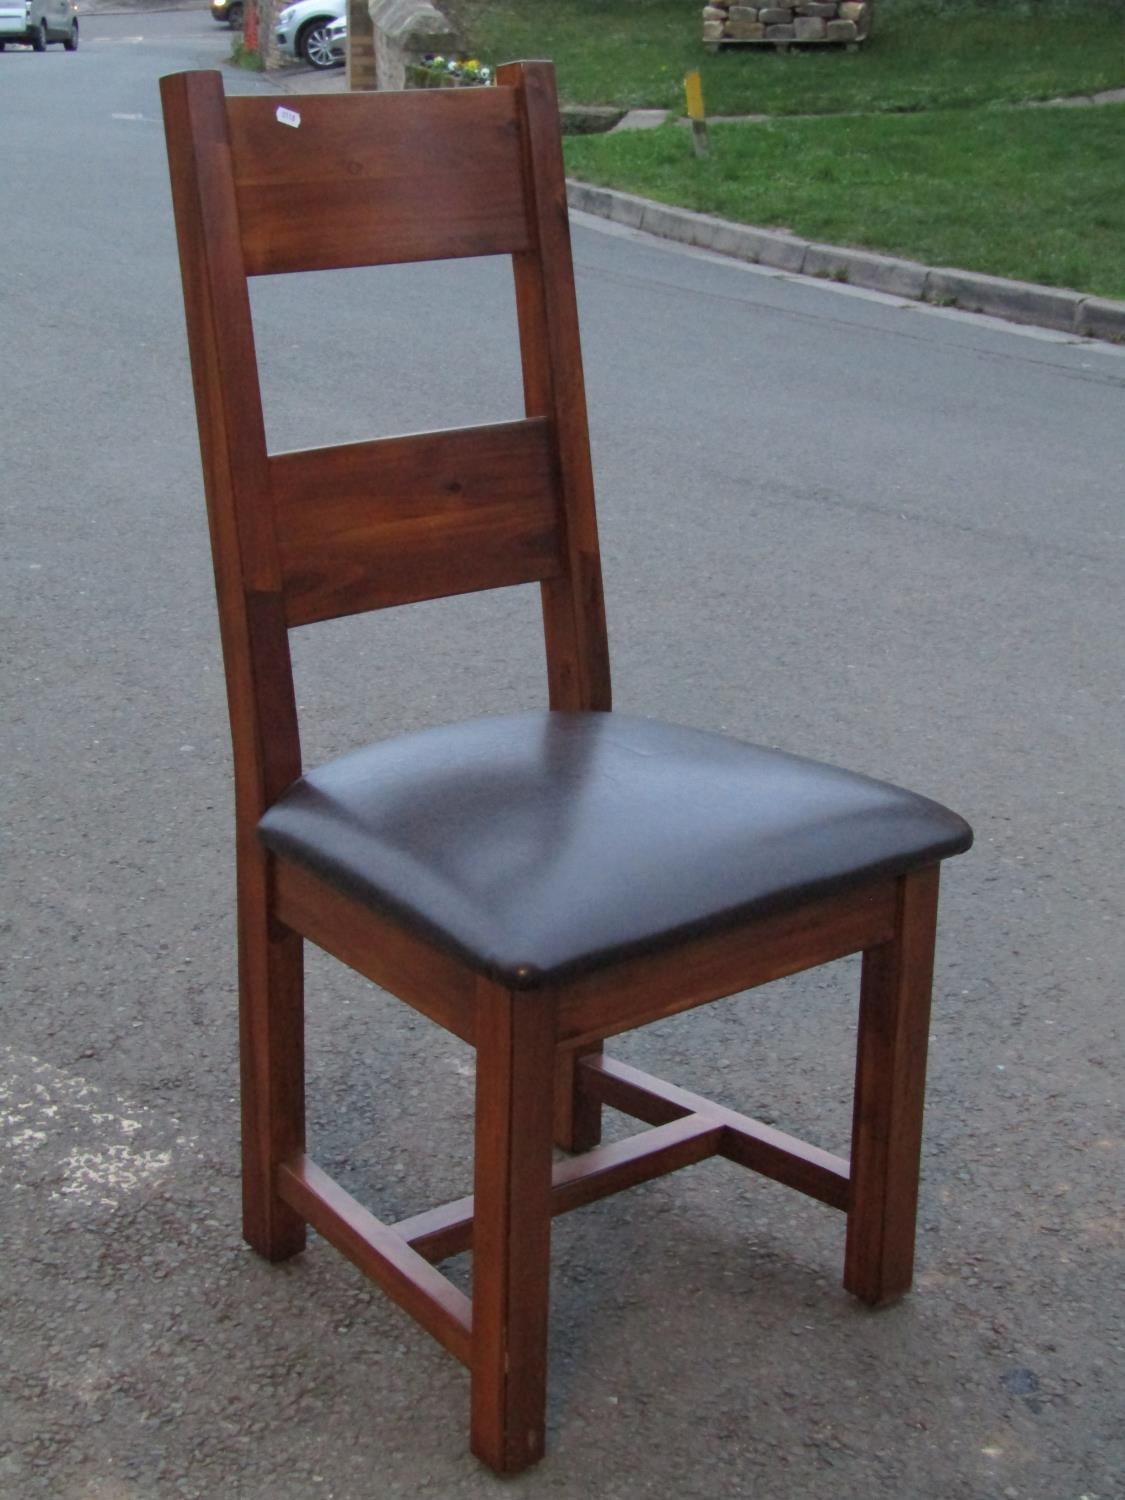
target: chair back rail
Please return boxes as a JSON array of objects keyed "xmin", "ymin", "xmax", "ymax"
[
  {"xmin": 271, "ymin": 418, "xmax": 563, "ymax": 626},
  {"xmin": 160, "ymin": 62, "xmax": 611, "ymax": 827},
  {"xmin": 227, "ymin": 89, "xmax": 531, "ymax": 276}
]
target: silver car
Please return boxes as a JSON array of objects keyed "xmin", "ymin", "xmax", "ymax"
[
  {"xmin": 0, "ymin": 0, "xmax": 79, "ymax": 50},
  {"xmin": 275, "ymin": 0, "xmax": 345, "ymax": 70},
  {"xmin": 326, "ymin": 12, "xmax": 346, "ymax": 63}
]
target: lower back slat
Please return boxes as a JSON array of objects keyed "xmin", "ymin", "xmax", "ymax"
[{"xmin": 271, "ymin": 417, "xmax": 563, "ymax": 625}]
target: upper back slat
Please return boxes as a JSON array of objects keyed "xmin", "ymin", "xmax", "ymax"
[{"xmin": 227, "ymin": 89, "xmax": 531, "ymax": 275}]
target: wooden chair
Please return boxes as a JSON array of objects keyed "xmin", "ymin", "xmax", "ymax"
[{"xmin": 160, "ymin": 63, "xmax": 972, "ymax": 1474}]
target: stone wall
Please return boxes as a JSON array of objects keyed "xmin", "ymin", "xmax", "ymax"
[
  {"xmin": 703, "ymin": 1, "xmax": 873, "ymax": 47},
  {"xmin": 370, "ymin": 0, "xmax": 459, "ymax": 91}
]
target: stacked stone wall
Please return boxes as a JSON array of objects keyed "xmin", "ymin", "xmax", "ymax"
[{"xmin": 702, "ymin": 1, "xmax": 872, "ymax": 48}]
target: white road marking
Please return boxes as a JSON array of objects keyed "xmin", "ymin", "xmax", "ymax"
[{"xmin": 1, "ymin": 1047, "xmax": 184, "ymax": 1210}]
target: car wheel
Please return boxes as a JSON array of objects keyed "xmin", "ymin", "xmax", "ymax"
[
  {"xmin": 298, "ymin": 18, "xmax": 336, "ymax": 69},
  {"xmin": 63, "ymin": 18, "xmax": 78, "ymax": 49},
  {"xmin": 227, "ymin": 2, "xmax": 243, "ymax": 26},
  {"xmin": 31, "ymin": 19, "xmax": 47, "ymax": 49}
]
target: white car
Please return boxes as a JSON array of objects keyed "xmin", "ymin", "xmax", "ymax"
[
  {"xmin": 276, "ymin": 0, "xmax": 345, "ymax": 70},
  {"xmin": 0, "ymin": 0, "xmax": 78, "ymax": 50}
]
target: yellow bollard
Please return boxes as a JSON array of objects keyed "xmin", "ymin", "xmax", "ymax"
[{"xmin": 684, "ymin": 70, "xmax": 709, "ymax": 158}]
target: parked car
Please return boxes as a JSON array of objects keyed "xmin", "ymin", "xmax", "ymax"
[
  {"xmin": 0, "ymin": 0, "xmax": 78, "ymax": 50},
  {"xmin": 326, "ymin": 12, "xmax": 345, "ymax": 63},
  {"xmin": 210, "ymin": 0, "xmax": 244, "ymax": 28},
  {"xmin": 276, "ymin": 0, "xmax": 345, "ymax": 70}
]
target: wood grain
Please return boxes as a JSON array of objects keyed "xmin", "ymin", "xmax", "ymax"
[
  {"xmin": 844, "ymin": 867, "xmax": 941, "ymax": 1304},
  {"xmin": 272, "ymin": 857, "xmax": 476, "ymax": 1044},
  {"xmin": 271, "ymin": 419, "xmax": 563, "ymax": 626},
  {"xmin": 498, "ymin": 60, "xmax": 612, "ymax": 713},
  {"xmin": 395, "ymin": 1114, "xmax": 724, "ymax": 1264},
  {"xmin": 277, "ymin": 1156, "xmax": 472, "ymax": 1365},
  {"xmin": 227, "ymin": 88, "xmax": 530, "ymax": 275},
  {"xmin": 160, "ymin": 71, "xmax": 300, "ymax": 823},
  {"xmin": 557, "ymin": 880, "xmax": 898, "ymax": 1047},
  {"xmin": 553, "ymin": 1040, "xmax": 604, "ymax": 1153},
  {"xmin": 162, "ymin": 70, "xmax": 306, "ymax": 1260},
  {"xmin": 238, "ymin": 839, "xmax": 307, "ymax": 1259},
  {"xmin": 470, "ymin": 979, "xmax": 556, "ymax": 1474},
  {"xmin": 581, "ymin": 1055, "xmax": 851, "ymax": 1210}
]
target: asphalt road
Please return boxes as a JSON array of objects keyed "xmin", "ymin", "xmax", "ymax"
[{"xmin": 2, "ymin": 10, "xmax": 1124, "ymax": 1498}]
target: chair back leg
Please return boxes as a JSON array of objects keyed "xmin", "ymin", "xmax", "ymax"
[
  {"xmin": 844, "ymin": 866, "xmax": 940, "ymax": 1305},
  {"xmin": 239, "ymin": 850, "xmax": 307, "ymax": 1260},
  {"xmin": 554, "ymin": 1041, "xmax": 605, "ymax": 1153}
]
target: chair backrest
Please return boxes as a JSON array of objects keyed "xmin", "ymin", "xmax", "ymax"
[{"xmin": 160, "ymin": 63, "xmax": 611, "ymax": 827}]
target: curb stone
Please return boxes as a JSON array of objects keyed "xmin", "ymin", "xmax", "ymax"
[
  {"xmin": 803, "ymin": 242, "xmax": 928, "ymax": 299},
  {"xmin": 566, "ymin": 179, "xmax": 1125, "ymax": 343},
  {"xmin": 1075, "ymin": 296, "xmax": 1125, "ymax": 343},
  {"xmin": 925, "ymin": 266, "xmax": 1083, "ymax": 331}
]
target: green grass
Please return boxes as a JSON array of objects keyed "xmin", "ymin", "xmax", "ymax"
[
  {"xmin": 451, "ymin": 0, "xmax": 1125, "ymax": 299},
  {"xmin": 230, "ymin": 37, "xmax": 265, "ymax": 69},
  {"xmin": 455, "ymin": 0, "xmax": 1125, "ymax": 116},
  {"xmin": 563, "ymin": 106, "xmax": 1125, "ymax": 299}
]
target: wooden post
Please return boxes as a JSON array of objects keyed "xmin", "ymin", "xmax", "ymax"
[{"xmin": 346, "ymin": 0, "xmax": 376, "ymax": 91}]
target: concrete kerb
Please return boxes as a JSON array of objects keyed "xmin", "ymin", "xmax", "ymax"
[
  {"xmin": 1076, "ymin": 296, "xmax": 1125, "ymax": 342},
  {"xmin": 565, "ymin": 179, "xmax": 1125, "ymax": 342},
  {"xmin": 803, "ymin": 241, "xmax": 929, "ymax": 299},
  {"xmin": 924, "ymin": 266, "xmax": 1084, "ymax": 331}
]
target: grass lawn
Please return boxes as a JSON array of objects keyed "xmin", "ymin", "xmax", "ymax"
[
  {"xmin": 448, "ymin": 0, "xmax": 1125, "ymax": 300},
  {"xmin": 563, "ymin": 107, "xmax": 1125, "ymax": 300},
  {"xmin": 455, "ymin": 0, "xmax": 1125, "ymax": 116}
]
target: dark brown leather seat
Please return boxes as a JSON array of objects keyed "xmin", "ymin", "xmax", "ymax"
[{"xmin": 260, "ymin": 711, "xmax": 971, "ymax": 989}]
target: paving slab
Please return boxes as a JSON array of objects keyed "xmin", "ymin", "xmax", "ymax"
[{"xmin": 612, "ymin": 107, "xmax": 671, "ymax": 131}]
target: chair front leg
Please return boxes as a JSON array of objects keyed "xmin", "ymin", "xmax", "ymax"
[
  {"xmin": 238, "ymin": 845, "xmax": 306, "ymax": 1261},
  {"xmin": 845, "ymin": 866, "xmax": 940, "ymax": 1306},
  {"xmin": 470, "ymin": 978, "xmax": 557, "ymax": 1474}
]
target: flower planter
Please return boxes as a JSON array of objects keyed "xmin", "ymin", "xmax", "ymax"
[{"xmin": 406, "ymin": 57, "xmax": 492, "ymax": 87}]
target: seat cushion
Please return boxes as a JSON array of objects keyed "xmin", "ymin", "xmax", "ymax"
[{"xmin": 258, "ymin": 711, "xmax": 972, "ymax": 989}]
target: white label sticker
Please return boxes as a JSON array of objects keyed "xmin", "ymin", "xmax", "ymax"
[{"xmin": 276, "ymin": 107, "xmax": 302, "ymax": 129}]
